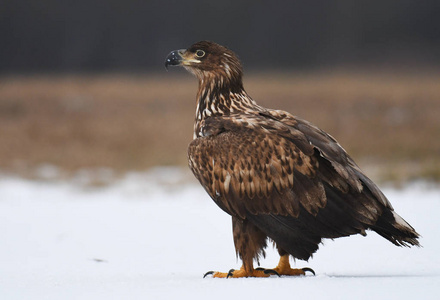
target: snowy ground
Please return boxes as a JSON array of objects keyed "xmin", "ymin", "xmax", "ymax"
[{"xmin": 1, "ymin": 168, "xmax": 439, "ymax": 300}]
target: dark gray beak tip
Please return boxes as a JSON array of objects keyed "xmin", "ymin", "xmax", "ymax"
[{"xmin": 164, "ymin": 50, "xmax": 184, "ymax": 71}]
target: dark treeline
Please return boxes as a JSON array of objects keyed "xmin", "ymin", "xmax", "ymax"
[{"xmin": 1, "ymin": 0, "xmax": 439, "ymax": 73}]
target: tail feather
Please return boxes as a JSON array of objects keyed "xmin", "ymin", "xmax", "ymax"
[{"xmin": 371, "ymin": 209, "xmax": 420, "ymax": 247}]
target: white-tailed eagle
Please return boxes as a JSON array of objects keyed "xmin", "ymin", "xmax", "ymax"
[{"xmin": 165, "ymin": 41, "xmax": 420, "ymax": 278}]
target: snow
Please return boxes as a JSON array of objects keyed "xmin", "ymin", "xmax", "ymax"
[{"xmin": 0, "ymin": 168, "xmax": 439, "ymax": 300}]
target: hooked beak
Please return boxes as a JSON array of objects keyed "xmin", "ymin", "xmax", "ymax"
[{"xmin": 165, "ymin": 49, "xmax": 186, "ymax": 70}]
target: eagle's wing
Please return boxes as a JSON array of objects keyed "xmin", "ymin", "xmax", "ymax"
[
  {"xmin": 188, "ymin": 112, "xmax": 384, "ymax": 221},
  {"xmin": 265, "ymin": 109, "xmax": 392, "ymax": 208}
]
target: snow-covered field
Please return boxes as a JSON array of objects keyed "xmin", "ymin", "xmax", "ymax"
[{"xmin": 1, "ymin": 168, "xmax": 439, "ymax": 300}]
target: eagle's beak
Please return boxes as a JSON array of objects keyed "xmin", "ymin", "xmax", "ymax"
[{"xmin": 165, "ymin": 49, "xmax": 186, "ymax": 70}]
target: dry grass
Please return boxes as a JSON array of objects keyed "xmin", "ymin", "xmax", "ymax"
[{"xmin": 1, "ymin": 70, "xmax": 439, "ymax": 183}]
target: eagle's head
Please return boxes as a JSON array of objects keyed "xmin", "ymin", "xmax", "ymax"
[{"xmin": 165, "ymin": 41, "xmax": 243, "ymax": 87}]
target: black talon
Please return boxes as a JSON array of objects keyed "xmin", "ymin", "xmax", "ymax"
[
  {"xmin": 226, "ymin": 269, "xmax": 235, "ymax": 278},
  {"xmin": 255, "ymin": 267, "xmax": 280, "ymax": 277},
  {"xmin": 203, "ymin": 271, "xmax": 215, "ymax": 278},
  {"xmin": 263, "ymin": 269, "xmax": 281, "ymax": 277},
  {"xmin": 302, "ymin": 267, "xmax": 316, "ymax": 276}
]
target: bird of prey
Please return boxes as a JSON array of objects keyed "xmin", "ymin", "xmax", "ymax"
[{"xmin": 165, "ymin": 41, "xmax": 420, "ymax": 278}]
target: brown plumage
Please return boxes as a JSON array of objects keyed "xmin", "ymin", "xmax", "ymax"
[{"xmin": 165, "ymin": 41, "xmax": 420, "ymax": 278}]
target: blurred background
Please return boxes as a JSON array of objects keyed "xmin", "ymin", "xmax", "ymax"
[{"xmin": 1, "ymin": 0, "xmax": 440, "ymax": 183}]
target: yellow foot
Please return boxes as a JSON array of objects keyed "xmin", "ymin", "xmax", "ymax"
[
  {"xmin": 203, "ymin": 256, "xmax": 315, "ymax": 278},
  {"xmin": 267, "ymin": 254, "xmax": 315, "ymax": 276},
  {"xmin": 204, "ymin": 266, "xmax": 272, "ymax": 278}
]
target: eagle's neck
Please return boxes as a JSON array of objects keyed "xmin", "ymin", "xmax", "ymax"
[{"xmin": 194, "ymin": 72, "xmax": 261, "ymax": 138}]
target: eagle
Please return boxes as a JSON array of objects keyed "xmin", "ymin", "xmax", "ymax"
[{"xmin": 165, "ymin": 41, "xmax": 420, "ymax": 278}]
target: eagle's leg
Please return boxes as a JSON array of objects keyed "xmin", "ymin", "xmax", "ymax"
[
  {"xmin": 204, "ymin": 218, "xmax": 270, "ymax": 278},
  {"xmin": 267, "ymin": 248, "xmax": 315, "ymax": 276},
  {"xmin": 272, "ymin": 255, "xmax": 307, "ymax": 276}
]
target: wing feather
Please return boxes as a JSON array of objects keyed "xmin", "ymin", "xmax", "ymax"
[{"xmin": 188, "ymin": 112, "xmax": 387, "ymax": 230}]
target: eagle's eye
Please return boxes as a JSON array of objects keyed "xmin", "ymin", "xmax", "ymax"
[{"xmin": 195, "ymin": 50, "xmax": 206, "ymax": 58}]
